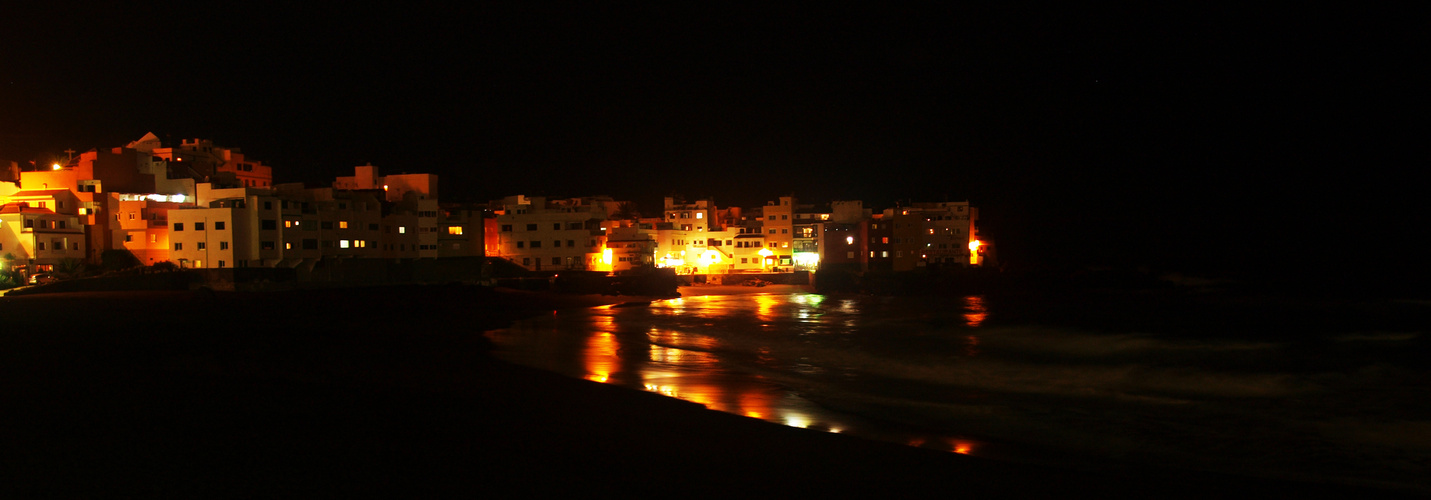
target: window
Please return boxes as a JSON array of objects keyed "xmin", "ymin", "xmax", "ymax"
[
  {"xmin": 882, "ymin": 237, "xmax": 889, "ymax": 244},
  {"xmin": 526, "ymin": 224, "xmax": 537, "ymax": 231},
  {"xmin": 782, "ymin": 229, "xmax": 788, "ymax": 234},
  {"xmin": 530, "ymin": 241, "xmax": 541, "ymax": 248},
  {"xmin": 522, "ymin": 258, "xmax": 530, "ymax": 266},
  {"xmin": 696, "ymin": 213, "xmax": 703, "ymax": 219},
  {"xmin": 552, "ymin": 257, "xmax": 560, "ymax": 265},
  {"xmin": 369, "ymin": 223, "xmax": 379, "ymax": 230},
  {"xmin": 151, "ymin": 234, "xmax": 157, "ymax": 243},
  {"xmin": 174, "ymin": 243, "xmax": 182, "ymax": 250},
  {"xmin": 174, "ymin": 223, "xmax": 184, "ymax": 231},
  {"xmin": 303, "ymin": 239, "xmax": 318, "ymax": 250},
  {"xmin": 553, "ymin": 223, "xmax": 561, "ymax": 230},
  {"xmin": 125, "ymin": 234, "xmax": 133, "ymax": 242},
  {"xmin": 566, "ymin": 240, "xmax": 574, "ymax": 247},
  {"xmin": 553, "ymin": 240, "xmax": 561, "ymax": 247},
  {"xmin": 129, "ymin": 212, "xmax": 136, "ymax": 220},
  {"xmin": 501, "ymin": 224, "xmax": 513, "ymax": 232},
  {"xmin": 741, "ymin": 258, "xmax": 748, "ymax": 264},
  {"xmin": 37, "ymin": 242, "xmax": 45, "ymax": 250},
  {"xmin": 285, "ymin": 242, "xmax": 292, "ymax": 250},
  {"xmin": 340, "ymin": 240, "xmax": 350, "ymax": 248},
  {"xmin": 881, "ymin": 251, "xmax": 889, "ymax": 258},
  {"xmin": 847, "ymin": 251, "xmax": 854, "ymax": 258},
  {"xmin": 216, "ymin": 221, "xmax": 225, "ymax": 230},
  {"xmin": 58, "ymin": 220, "xmax": 66, "ymax": 229},
  {"xmin": 782, "ymin": 215, "xmax": 788, "ymax": 220},
  {"xmin": 322, "ymin": 221, "xmax": 334, "ymax": 230},
  {"xmin": 399, "ymin": 227, "xmax": 406, "ymax": 234},
  {"xmin": 220, "ymin": 241, "xmax": 229, "ymax": 250},
  {"xmin": 284, "ymin": 220, "xmax": 292, "ymax": 228},
  {"xmin": 195, "ymin": 222, "xmax": 205, "ymax": 231},
  {"xmin": 870, "ymin": 251, "xmax": 875, "ymax": 258},
  {"xmin": 339, "ymin": 221, "xmax": 348, "ymax": 229},
  {"xmin": 264, "ymin": 201, "xmax": 272, "ymax": 210},
  {"xmin": 218, "ymin": 261, "xmax": 225, "ymax": 268},
  {"xmin": 262, "ymin": 220, "xmax": 276, "ymax": 230},
  {"xmin": 448, "ymin": 226, "xmax": 463, "ymax": 235},
  {"xmin": 197, "ymin": 242, "xmax": 206, "ymax": 250},
  {"xmin": 516, "ymin": 242, "xmax": 524, "ymax": 248}
]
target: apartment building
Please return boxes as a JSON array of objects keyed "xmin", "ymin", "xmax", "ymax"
[
  {"xmin": 488, "ymin": 195, "xmax": 616, "ymax": 271},
  {"xmin": 886, "ymin": 201, "xmax": 979, "ymax": 271}
]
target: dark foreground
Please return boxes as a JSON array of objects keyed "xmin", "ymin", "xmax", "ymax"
[{"xmin": 1, "ymin": 286, "xmax": 1415, "ymax": 497}]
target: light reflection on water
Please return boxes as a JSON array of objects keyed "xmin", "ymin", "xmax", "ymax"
[
  {"xmin": 486, "ymin": 292, "xmax": 1431, "ymax": 490},
  {"xmin": 487, "ymin": 293, "xmax": 988, "ymax": 456}
]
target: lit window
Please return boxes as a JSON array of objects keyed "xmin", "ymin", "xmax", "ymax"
[
  {"xmin": 284, "ymin": 220, "xmax": 292, "ymax": 228},
  {"xmin": 340, "ymin": 240, "xmax": 350, "ymax": 248},
  {"xmin": 286, "ymin": 242, "xmax": 292, "ymax": 250},
  {"xmin": 399, "ymin": 227, "xmax": 406, "ymax": 234},
  {"xmin": 339, "ymin": 221, "xmax": 348, "ymax": 229},
  {"xmin": 696, "ymin": 213, "xmax": 703, "ymax": 219},
  {"xmin": 447, "ymin": 226, "xmax": 463, "ymax": 235}
]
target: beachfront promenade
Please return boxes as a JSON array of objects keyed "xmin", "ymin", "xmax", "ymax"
[{"xmin": 1, "ymin": 286, "xmax": 1410, "ymax": 497}]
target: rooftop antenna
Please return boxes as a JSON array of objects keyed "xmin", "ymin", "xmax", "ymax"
[{"xmin": 63, "ymin": 149, "xmax": 75, "ymax": 163}]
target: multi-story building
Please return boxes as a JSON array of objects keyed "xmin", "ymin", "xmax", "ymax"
[
  {"xmin": 0, "ymin": 202, "xmax": 86, "ymax": 273},
  {"xmin": 487, "ymin": 195, "xmax": 617, "ymax": 271},
  {"xmin": 131, "ymin": 134, "xmax": 273, "ymax": 189},
  {"xmin": 886, "ymin": 201, "xmax": 979, "ymax": 271},
  {"xmin": 436, "ymin": 204, "xmax": 487, "ymax": 258}
]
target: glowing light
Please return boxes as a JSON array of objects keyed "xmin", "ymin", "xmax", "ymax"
[
  {"xmin": 784, "ymin": 415, "xmax": 810, "ymax": 428},
  {"xmin": 601, "ymin": 247, "xmax": 613, "ymax": 265},
  {"xmin": 51, "ymin": 163, "xmax": 62, "ymax": 170},
  {"xmin": 969, "ymin": 239, "xmax": 983, "ymax": 265},
  {"xmin": 845, "ymin": 236, "xmax": 854, "ymax": 245},
  {"xmin": 758, "ymin": 247, "xmax": 773, "ymax": 257},
  {"xmin": 968, "ymin": 239, "xmax": 982, "ymax": 252},
  {"xmin": 170, "ymin": 194, "xmax": 185, "ymax": 203},
  {"xmin": 793, "ymin": 252, "xmax": 819, "ymax": 269}
]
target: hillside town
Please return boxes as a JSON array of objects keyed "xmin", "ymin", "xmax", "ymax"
[{"xmin": 1, "ymin": 134, "xmax": 990, "ymax": 288}]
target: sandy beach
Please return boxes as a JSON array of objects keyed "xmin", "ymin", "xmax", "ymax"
[{"xmin": 1, "ymin": 286, "xmax": 1414, "ymax": 497}]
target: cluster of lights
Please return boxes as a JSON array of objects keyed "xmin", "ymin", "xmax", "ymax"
[{"xmin": 117, "ymin": 193, "xmax": 187, "ymax": 203}]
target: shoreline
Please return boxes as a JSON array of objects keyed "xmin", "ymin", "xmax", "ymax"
[{"xmin": 2, "ymin": 286, "xmax": 1418, "ymax": 496}]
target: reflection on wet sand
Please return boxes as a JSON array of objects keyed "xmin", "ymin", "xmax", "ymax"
[{"xmin": 491, "ymin": 293, "xmax": 986, "ymax": 457}]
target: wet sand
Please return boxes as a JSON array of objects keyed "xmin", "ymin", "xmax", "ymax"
[{"xmin": 1, "ymin": 286, "xmax": 1414, "ymax": 497}]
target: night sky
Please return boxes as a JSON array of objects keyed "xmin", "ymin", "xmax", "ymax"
[{"xmin": 2, "ymin": 5, "xmax": 1420, "ymax": 288}]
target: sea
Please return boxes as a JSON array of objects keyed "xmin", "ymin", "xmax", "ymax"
[{"xmin": 486, "ymin": 289, "xmax": 1431, "ymax": 493}]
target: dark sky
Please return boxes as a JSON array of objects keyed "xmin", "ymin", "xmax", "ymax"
[{"xmin": 1, "ymin": 5, "xmax": 1420, "ymax": 283}]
